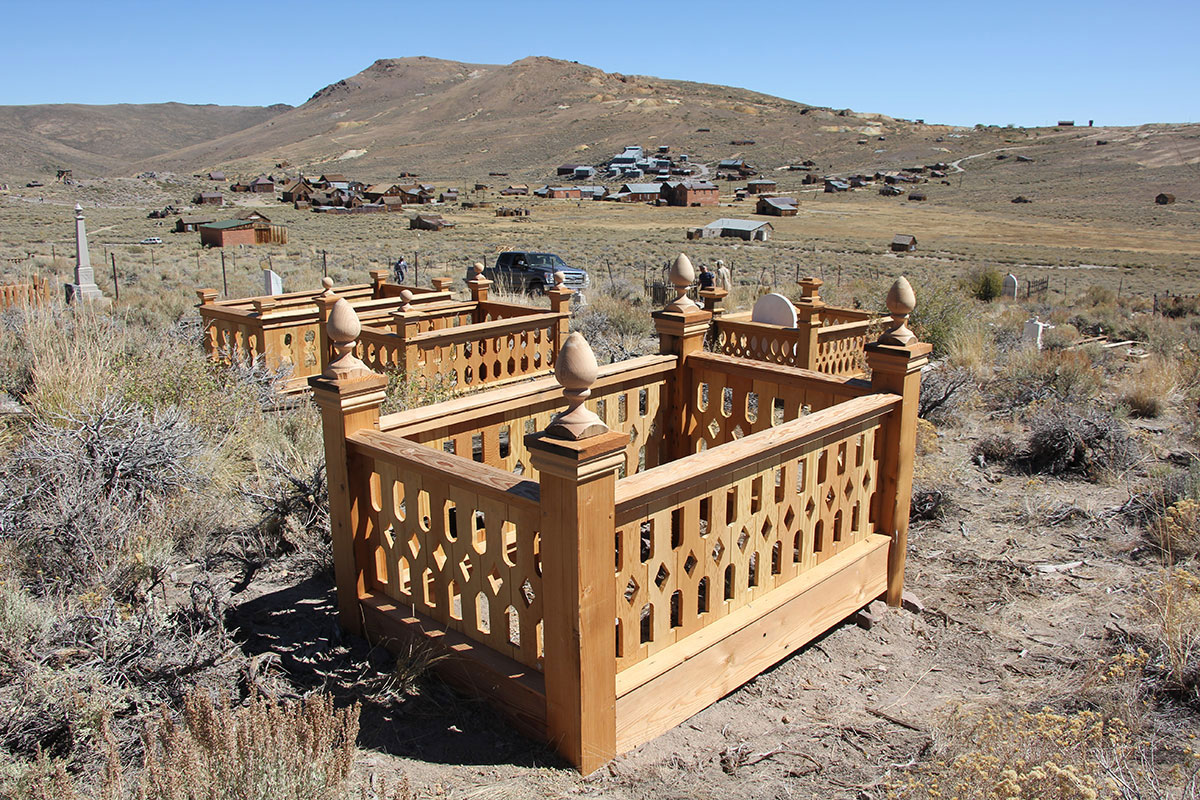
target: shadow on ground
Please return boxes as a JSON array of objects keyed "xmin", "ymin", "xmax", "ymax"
[{"xmin": 226, "ymin": 574, "xmax": 564, "ymax": 770}]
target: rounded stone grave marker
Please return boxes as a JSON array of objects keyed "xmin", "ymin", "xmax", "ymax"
[{"xmin": 751, "ymin": 293, "xmax": 798, "ymax": 327}]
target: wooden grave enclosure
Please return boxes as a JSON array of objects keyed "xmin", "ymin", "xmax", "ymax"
[
  {"xmin": 197, "ymin": 267, "xmax": 570, "ymax": 394},
  {"xmin": 706, "ymin": 277, "xmax": 889, "ymax": 378},
  {"xmin": 0, "ymin": 275, "xmax": 53, "ymax": 311},
  {"xmin": 312, "ymin": 257, "xmax": 929, "ymax": 774}
]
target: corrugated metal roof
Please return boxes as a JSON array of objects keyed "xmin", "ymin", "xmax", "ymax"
[
  {"xmin": 621, "ymin": 183, "xmax": 662, "ymax": 194},
  {"xmin": 705, "ymin": 218, "xmax": 771, "ymax": 231},
  {"xmin": 200, "ymin": 219, "xmax": 254, "ymax": 230}
]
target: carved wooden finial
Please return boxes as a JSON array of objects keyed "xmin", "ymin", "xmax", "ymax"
[
  {"xmin": 400, "ymin": 288, "xmax": 414, "ymax": 311},
  {"xmin": 880, "ymin": 276, "xmax": 918, "ymax": 345},
  {"xmin": 554, "ymin": 270, "xmax": 565, "ymax": 288},
  {"xmin": 666, "ymin": 253, "xmax": 698, "ymax": 312},
  {"xmin": 798, "ymin": 276, "xmax": 823, "ymax": 301},
  {"xmin": 321, "ymin": 276, "xmax": 335, "ymax": 298},
  {"xmin": 473, "ymin": 262, "xmax": 485, "ymax": 278},
  {"xmin": 324, "ymin": 296, "xmax": 372, "ymax": 379},
  {"xmin": 546, "ymin": 332, "xmax": 608, "ymax": 440}
]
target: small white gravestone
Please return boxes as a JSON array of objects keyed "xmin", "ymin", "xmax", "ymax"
[
  {"xmin": 1002, "ymin": 273, "xmax": 1019, "ymax": 300},
  {"xmin": 751, "ymin": 293, "xmax": 798, "ymax": 327},
  {"xmin": 1023, "ymin": 317, "xmax": 1054, "ymax": 350},
  {"xmin": 263, "ymin": 269, "xmax": 283, "ymax": 296}
]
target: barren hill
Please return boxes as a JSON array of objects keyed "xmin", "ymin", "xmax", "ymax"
[
  {"xmin": 139, "ymin": 56, "xmax": 940, "ymax": 180},
  {"xmin": 0, "ymin": 102, "xmax": 289, "ymax": 177}
]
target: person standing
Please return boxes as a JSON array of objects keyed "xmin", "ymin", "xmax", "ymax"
[
  {"xmin": 715, "ymin": 259, "xmax": 732, "ymax": 291},
  {"xmin": 698, "ymin": 264, "xmax": 715, "ymax": 290},
  {"xmin": 393, "ymin": 256, "xmax": 409, "ymax": 284}
]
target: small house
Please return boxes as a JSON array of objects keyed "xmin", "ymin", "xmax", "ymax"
[
  {"xmin": 745, "ymin": 178, "xmax": 777, "ymax": 194},
  {"xmin": 233, "ymin": 209, "xmax": 271, "ymax": 222},
  {"xmin": 891, "ymin": 234, "xmax": 917, "ymax": 252},
  {"xmin": 756, "ymin": 196, "xmax": 798, "ymax": 216},
  {"xmin": 824, "ymin": 179, "xmax": 850, "ymax": 193},
  {"xmin": 501, "ymin": 184, "xmax": 529, "ymax": 196},
  {"xmin": 363, "ymin": 184, "xmax": 403, "ymax": 203},
  {"xmin": 440, "ymin": 190, "xmax": 459, "ymax": 203},
  {"xmin": 410, "ymin": 214, "xmax": 454, "ymax": 231},
  {"xmin": 207, "ymin": 171, "xmax": 225, "ymax": 181},
  {"xmin": 280, "ymin": 180, "xmax": 313, "ymax": 203},
  {"xmin": 175, "ymin": 215, "xmax": 215, "ymax": 233},
  {"xmin": 547, "ymin": 186, "xmax": 582, "ymax": 199},
  {"xmin": 381, "ymin": 197, "xmax": 406, "ymax": 212},
  {"xmin": 907, "ymin": 192, "xmax": 927, "ymax": 202},
  {"xmin": 199, "ymin": 219, "xmax": 256, "ymax": 247},
  {"xmin": 1156, "ymin": 193, "xmax": 1176, "ymax": 205},
  {"xmin": 578, "ymin": 186, "xmax": 608, "ymax": 200},
  {"xmin": 249, "ymin": 176, "xmax": 275, "ymax": 194},
  {"xmin": 662, "ymin": 180, "xmax": 719, "ymax": 207},
  {"xmin": 879, "ymin": 185, "xmax": 904, "ymax": 197},
  {"xmin": 195, "ymin": 192, "xmax": 224, "ymax": 206},
  {"xmin": 703, "ymin": 218, "xmax": 773, "ymax": 241},
  {"xmin": 613, "ymin": 183, "xmax": 662, "ymax": 203}
]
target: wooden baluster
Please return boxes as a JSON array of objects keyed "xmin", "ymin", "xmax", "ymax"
[
  {"xmin": 864, "ymin": 277, "xmax": 931, "ymax": 607},
  {"xmin": 652, "ymin": 253, "xmax": 712, "ymax": 462},
  {"xmin": 526, "ymin": 332, "xmax": 627, "ymax": 774},
  {"xmin": 310, "ymin": 290, "xmax": 388, "ymax": 635}
]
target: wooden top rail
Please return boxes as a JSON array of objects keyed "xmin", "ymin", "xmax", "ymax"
[
  {"xmin": 613, "ymin": 392, "xmax": 899, "ymax": 521},
  {"xmin": 687, "ymin": 351, "xmax": 872, "ymax": 398},
  {"xmin": 211, "ymin": 282, "xmax": 375, "ymax": 310},
  {"xmin": 349, "ymin": 429, "xmax": 541, "ymax": 508},
  {"xmin": 821, "ymin": 307, "xmax": 877, "ymax": 324},
  {"xmin": 478, "ymin": 300, "xmax": 551, "ymax": 319},
  {"xmin": 380, "ymin": 354, "xmax": 677, "ymax": 436},
  {"xmin": 406, "ymin": 311, "xmax": 563, "ymax": 347},
  {"xmin": 817, "ymin": 318, "xmax": 879, "ymax": 339}
]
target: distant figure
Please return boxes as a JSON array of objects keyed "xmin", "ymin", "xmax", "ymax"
[
  {"xmin": 392, "ymin": 256, "xmax": 409, "ymax": 284},
  {"xmin": 698, "ymin": 264, "xmax": 715, "ymax": 290},
  {"xmin": 715, "ymin": 259, "xmax": 731, "ymax": 291}
]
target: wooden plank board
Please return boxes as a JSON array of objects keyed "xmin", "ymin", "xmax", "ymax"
[
  {"xmin": 688, "ymin": 352, "xmax": 871, "ymax": 398},
  {"xmin": 613, "ymin": 534, "xmax": 889, "ymax": 752}
]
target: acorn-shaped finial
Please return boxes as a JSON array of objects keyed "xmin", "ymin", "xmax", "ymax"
[
  {"xmin": 323, "ymin": 296, "xmax": 372, "ymax": 379},
  {"xmin": 880, "ymin": 276, "xmax": 918, "ymax": 345},
  {"xmin": 400, "ymin": 288, "xmax": 414, "ymax": 311},
  {"xmin": 665, "ymin": 253, "xmax": 698, "ymax": 312},
  {"xmin": 546, "ymin": 332, "xmax": 608, "ymax": 440}
]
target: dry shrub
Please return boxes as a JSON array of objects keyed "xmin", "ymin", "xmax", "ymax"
[
  {"xmin": 139, "ymin": 690, "xmax": 360, "ymax": 800},
  {"xmin": 918, "ymin": 365, "xmax": 976, "ymax": 423},
  {"xmin": 1157, "ymin": 499, "xmax": 1200, "ymax": 560},
  {"xmin": 1139, "ymin": 568, "xmax": 1200, "ymax": 703},
  {"xmin": 990, "ymin": 348, "xmax": 1103, "ymax": 412},
  {"xmin": 571, "ymin": 293, "xmax": 654, "ymax": 364},
  {"xmin": 973, "ymin": 434, "xmax": 1019, "ymax": 466},
  {"xmin": 1120, "ymin": 357, "xmax": 1177, "ymax": 419},
  {"xmin": 1021, "ymin": 401, "xmax": 1137, "ymax": 479},
  {"xmin": 887, "ymin": 706, "xmax": 1197, "ymax": 799}
]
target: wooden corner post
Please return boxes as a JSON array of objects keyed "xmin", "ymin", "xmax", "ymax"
[
  {"xmin": 369, "ymin": 268, "xmax": 388, "ymax": 297},
  {"xmin": 195, "ymin": 289, "xmax": 219, "ymax": 358},
  {"xmin": 468, "ymin": 262, "xmax": 491, "ymax": 303},
  {"xmin": 310, "ymin": 287, "xmax": 388, "ymax": 635},
  {"xmin": 546, "ymin": 270, "xmax": 574, "ymax": 355},
  {"xmin": 865, "ymin": 277, "xmax": 931, "ymax": 607},
  {"xmin": 526, "ymin": 332, "xmax": 626, "ymax": 774},
  {"xmin": 795, "ymin": 276, "xmax": 826, "ymax": 371},
  {"xmin": 652, "ymin": 253, "xmax": 712, "ymax": 461}
]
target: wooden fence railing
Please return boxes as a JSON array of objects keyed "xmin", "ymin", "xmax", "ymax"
[
  {"xmin": 0, "ymin": 275, "xmax": 52, "ymax": 311},
  {"xmin": 711, "ymin": 277, "xmax": 886, "ymax": 377},
  {"xmin": 312, "ymin": 263, "xmax": 930, "ymax": 774}
]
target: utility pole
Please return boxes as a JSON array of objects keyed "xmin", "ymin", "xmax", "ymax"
[
  {"xmin": 111, "ymin": 253, "xmax": 120, "ymax": 301},
  {"xmin": 221, "ymin": 251, "xmax": 228, "ymax": 297}
]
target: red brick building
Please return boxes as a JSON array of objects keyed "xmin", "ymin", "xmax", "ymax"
[
  {"xmin": 547, "ymin": 186, "xmax": 582, "ymax": 199},
  {"xmin": 199, "ymin": 220, "xmax": 256, "ymax": 247},
  {"xmin": 663, "ymin": 180, "xmax": 719, "ymax": 207}
]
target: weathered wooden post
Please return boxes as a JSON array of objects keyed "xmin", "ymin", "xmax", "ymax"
[
  {"xmin": 864, "ymin": 277, "xmax": 931, "ymax": 607},
  {"xmin": 195, "ymin": 289, "xmax": 219, "ymax": 360},
  {"xmin": 526, "ymin": 332, "xmax": 627, "ymax": 774},
  {"xmin": 250, "ymin": 296, "xmax": 278, "ymax": 368},
  {"xmin": 310, "ymin": 290, "xmax": 388, "ymax": 636},
  {"xmin": 795, "ymin": 276, "xmax": 826, "ymax": 370},
  {"xmin": 385, "ymin": 289, "xmax": 422, "ymax": 373},
  {"xmin": 698, "ymin": 286, "xmax": 728, "ymax": 316},
  {"xmin": 652, "ymin": 253, "xmax": 712, "ymax": 461},
  {"xmin": 546, "ymin": 270, "xmax": 574, "ymax": 356},
  {"xmin": 369, "ymin": 268, "xmax": 388, "ymax": 297}
]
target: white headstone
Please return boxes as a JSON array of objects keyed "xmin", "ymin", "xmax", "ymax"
[
  {"xmin": 1022, "ymin": 317, "xmax": 1054, "ymax": 350},
  {"xmin": 1002, "ymin": 273, "xmax": 1019, "ymax": 300},
  {"xmin": 263, "ymin": 269, "xmax": 283, "ymax": 296},
  {"xmin": 751, "ymin": 293, "xmax": 798, "ymax": 327},
  {"xmin": 65, "ymin": 203, "xmax": 106, "ymax": 304}
]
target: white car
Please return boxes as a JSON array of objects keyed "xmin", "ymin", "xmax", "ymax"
[{"xmin": 139, "ymin": 237, "xmax": 163, "ymax": 245}]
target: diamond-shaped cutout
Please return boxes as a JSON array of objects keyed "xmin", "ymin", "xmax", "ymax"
[
  {"xmin": 760, "ymin": 517, "xmax": 773, "ymax": 539},
  {"xmin": 845, "ymin": 478, "xmax": 855, "ymax": 498},
  {"xmin": 431, "ymin": 544, "xmax": 447, "ymax": 571},
  {"xmin": 684, "ymin": 552, "xmax": 698, "ymax": 575},
  {"xmin": 784, "ymin": 506, "xmax": 796, "ymax": 530},
  {"xmin": 805, "ymin": 498, "xmax": 816, "ymax": 517},
  {"xmin": 407, "ymin": 533, "xmax": 421, "ymax": 558},
  {"xmin": 654, "ymin": 563, "xmax": 670, "ymax": 588},
  {"xmin": 520, "ymin": 578, "xmax": 535, "ymax": 608},
  {"xmin": 732, "ymin": 424, "xmax": 744, "ymax": 440},
  {"xmin": 629, "ymin": 425, "xmax": 639, "ymax": 444},
  {"xmin": 708, "ymin": 419, "xmax": 721, "ymax": 439},
  {"xmin": 458, "ymin": 552, "xmax": 474, "ymax": 582},
  {"xmin": 825, "ymin": 487, "xmax": 836, "ymax": 509},
  {"xmin": 487, "ymin": 566, "xmax": 504, "ymax": 595},
  {"xmin": 737, "ymin": 528, "xmax": 749, "ymax": 551},
  {"xmin": 624, "ymin": 576, "xmax": 640, "ymax": 603},
  {"xmin": 862, "ymin": 472, "xmax": 872, "ymax": 489},
  {"xmin": 712, "ymin": 539, "xmax": 725, "ymax": 562}
]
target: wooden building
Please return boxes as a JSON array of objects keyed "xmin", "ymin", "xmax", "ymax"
[
  {"xmin": 248, "ymin": 176, "xmax": 275, "ymax": 194},
  {"xmin": 745, "ymin": 178, "xmax": 777, "ymax": 194},
  {"xmin": 756, "ymin": 196, "xmax": 797, "ymax": 216},
  {"xmin": 195, "ymin": 192, "xmax": 224, "ymax": 206},
  {"xmin": 547, "ymin": 186, "xmax": 582, "ymax": 199},
  {"xmin": 199, "ymin": 219, "xmax": 288, "ymax": 247},
  {"xmin": 280, "ymin": 180, "xmax": 313, "ymax": 203},
  {"xmin": 703, "ymin": 218, "xmax": 773, "ymax": 241},
  {"xmin": 662, "ymin": 180, "xmax": 719, "ymax": 207},
  {"xmin": 410, "ymin": 214, "xmax": 454, "ymax": 231},
  {"xmin": 176, "ymin": 215, "xmax": 215, "ymax": 233},
  {"xmin": 891, "ymin": 234, "xmax": 917, "ymax": 252},
  {"xmin": 611, "ymin": 183, "xmax": 662, "ymax": 203}
]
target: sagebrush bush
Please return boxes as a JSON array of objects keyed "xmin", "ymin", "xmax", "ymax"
[
  {"xmin": 910, "ymin": 280, "xmax": 972, "ymax": 358},
  {"xmin": 962, "ymin": 267, "xmax": 1004, "ymax": 302},
  {"xmin": 1139, "ymin": 568, "xmax": 1200, "ymax": 703},
  {"xmin": 990, "ymin": 349, "xmax": 1103, "ymax": 412},
  {"xmin": 1021, "ymin": 401, "xmax": 1137, "ymax": 479}
]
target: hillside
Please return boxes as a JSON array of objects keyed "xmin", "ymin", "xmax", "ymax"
[{"xmin": 0, "ymin": 102, "xmax": 290, "ymax": 177}]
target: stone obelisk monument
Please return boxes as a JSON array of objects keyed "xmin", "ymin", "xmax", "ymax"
[{"xmin": 65, "ymin": 203, "xmax": 105, "ymax": 304}]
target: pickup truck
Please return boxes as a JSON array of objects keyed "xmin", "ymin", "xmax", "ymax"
[{"xmin": 474, "ymin": 251, "xmax": 589, "ymax": 295}]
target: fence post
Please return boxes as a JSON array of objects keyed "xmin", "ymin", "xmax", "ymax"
[
  {"xmin": 698, "ymin": 287, "xmax": 728, "ymax": 316},
  {"xmin": 526, "ymin": 332, "xmax": 627, "ymax": 774},
  {"xmin": 195, "ymin": 289, "xmax": 219, "ymax": 359},
  {"xmin": 795, "ymin": 276, "xmax": 826, "ymax": 370},
  {"xmin": 315, "ymin": 278, "xmax": 338, "ymax": 375},
  {"xmin": 388, "ymin": 290, "xmax": 423, "ymax": 374},
  {"xmin": 369, "ymin": 268, "xmax": 388, "ymax": 297},
  {"xmin": 251, "ymin": 297, "xmax": 278, "ymax": 368},
  {"xmin": 546, "ymin": 270, "xmax": 574, "ymax": 357},
  {"xmin": 864, "ymin": 277, "xmax": 931, "ymax": 607},
  {"xmin": 467, "ymin": 262, "xmax": 491, "ymax": 304},
  {"xmin": 652, "ymin": 254, "xmax": 712, "ymax": 461},
  {"xmin": 309, "ymin": 291, "xmax": 388, "ymax": 636},
  {"xmin": 431, "ymin": 276, "xmax": 453, "ymax": 293}
]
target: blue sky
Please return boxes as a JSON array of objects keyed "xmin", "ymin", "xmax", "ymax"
[{"xmin": 2, "ymin": 0, "xmax": 1194, "ymax": 127}]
